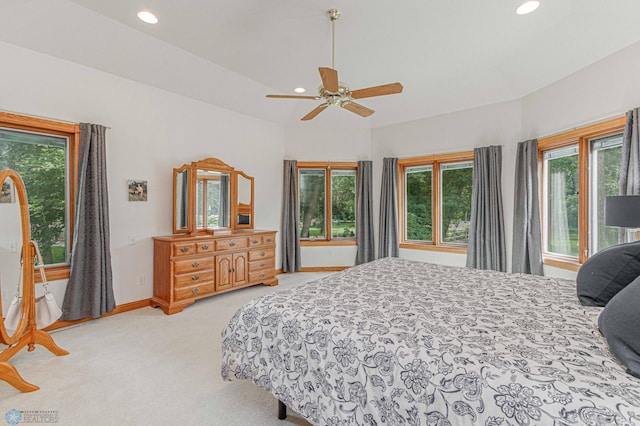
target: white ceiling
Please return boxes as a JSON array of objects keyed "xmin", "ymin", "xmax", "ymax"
[{"xmin": 1, "ymin": 0, "xmax": 640, "ymax": 129}]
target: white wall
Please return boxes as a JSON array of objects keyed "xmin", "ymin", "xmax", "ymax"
[
  {"xmin": 371, "ymin": 100, "xmax": 522, "ymax": 270},
  {"xmin": 0, "ymin": 41, "xmax": 284, "ymax": 307},
  {"xmin": 284, "ymin": 126, "xmax": 371, "ymax": 268}
]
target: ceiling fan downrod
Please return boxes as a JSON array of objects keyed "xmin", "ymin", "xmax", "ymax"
[{"xmin": 327, "ymin": 9, "xmax": 340, "ymax": 70}]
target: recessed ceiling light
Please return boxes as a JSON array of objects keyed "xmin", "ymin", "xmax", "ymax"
[
  {"xmin": 294, "ymin": 87, "xmax": 306, "ymax": 94},
  {"xmin": 137, "ymin": 10, "xmax": 158, "ymax": 24},
  {"xmin": 516, "ymin": 1, "xmax": 540, "ymax": 15}
]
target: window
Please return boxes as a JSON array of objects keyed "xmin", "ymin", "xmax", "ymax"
[
  {"xmin": 0, "ymin": 112, "xmax": 78, "ymax": 279},
  {"xmin": 298, "ymin": 162, "xmax": 356, "ymax": 244},
  {"xmin": 539, "ymin": 116, "xmax": 625, "ymax": 269},
  {"xmin": 399, "ymin": 151, "xmax": 474, "ymax": 252}
]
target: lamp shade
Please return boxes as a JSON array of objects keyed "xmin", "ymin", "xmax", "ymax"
[{"xmin": 605, "ymin": 195, "xmax": 640, "ymax": 227}]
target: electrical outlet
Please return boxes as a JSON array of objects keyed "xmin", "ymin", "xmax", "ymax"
[
  {"xmin": 128, "ymin": 236, "xmax": 137, "ymax": 245},
  {"xmin": 9, "ymin": 241, "xmax": 17, "ymax": 253},
  {"xmin": 137, "ymin": 275, "xmax": 145, "ymax": 286}
]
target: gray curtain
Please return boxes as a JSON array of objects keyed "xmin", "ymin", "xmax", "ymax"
[
  {"xmin": 62, "ymin": 123, "xmax": 115, "ymax": 320},
  {"xmin": 512, "ymin": 139, "xmax": 543, "ymax": 275},
  {"xmin": 621, "ymin": 108, "xmax": 640, "ymax": 195},
  {"xmin": 281, "ymin": 160, "xmax": 301, "ymax": 272},
  {"xmin": 466, "ymin": 145, "xmax": 506, "ymax": 272},
  {"xmin": 355, "ymin": 161, "xmax": 375, "ymax": 265},
  {"xmin": 378, "ymin": 158, "xmax": 399, "ymax": 258},
  {"xmin": 619, "ymin": 108, "xmax": 640, "ymax": 242}
]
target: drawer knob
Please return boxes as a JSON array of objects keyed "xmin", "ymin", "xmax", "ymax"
[
  {"xmin": 192, "ymin": 262, "xmax": 200, "ymax": 268},
  {"xmin": 192, "ymin": 288, "xmax": 200, "ymax": 294},
  {"xmin": 229, "ymin": 241, "xmax": 236, "ymax": 247},
  {"xmin": 192, "ymin": 275, "xmax": 200, "ymax": 281},
  {"xmin": 252, "ymin": 239, "xmax": 258, "ymax": 244},
  {"xmin": 260, "ymin": 273, "xmax": 265, "ymax": 278},
  {"xmin": 260, "ymin": 263, "xmax": 265, "ymax": 267},
  {"xmin": 181, "ymin": 247, "xmax": 190, "ymax": 253},
  {"xmin": 202, "ymin": 245, "xmax": 209, "ymax": 250},
  {"xmin": 260, "ymin": 252, "xmax": 265, "ymax": 257},
  {"xmin": 266, "ymin": 238, "xmax": 272, "ymax": 243}
]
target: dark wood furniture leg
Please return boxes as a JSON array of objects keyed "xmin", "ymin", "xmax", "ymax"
[{"xmin": 278, "ymin": 400, "xmax": 287, "ymax": 420}]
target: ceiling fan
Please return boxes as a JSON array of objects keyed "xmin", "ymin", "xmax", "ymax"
[{"xmin": 266, "ymin": 9, "xmax": 404, "ymax": 121}]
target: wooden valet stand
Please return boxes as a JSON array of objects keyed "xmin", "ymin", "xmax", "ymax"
[{"xmin": 0, "ymin": 169, "xmax": 69, "ymax": 392}]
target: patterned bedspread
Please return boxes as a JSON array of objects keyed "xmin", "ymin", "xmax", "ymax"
[{"xmin": 221, "ymin": 257, "xmax": 640, "ymax": 425}]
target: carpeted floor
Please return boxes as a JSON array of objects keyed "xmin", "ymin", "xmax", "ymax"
[{"xmin": 0, "ymin": 272, "xmax": 333, "ymax": 425}]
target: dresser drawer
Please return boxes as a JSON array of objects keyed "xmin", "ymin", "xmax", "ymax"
[
  {"xmin": 174, "ymin": 257, "xmax": 214, "ymax": 275},
  {"xmin": 248, "ymin": 236, "xmax": 263, "ymax": 247},
  {"xmin": 196, "ymin": 241, "xmax": 214, "ymax": 253},
  {"xmin": 248, "ymin": 247, "xmax": 275, "ymax": 261},
  {"xmin": 173, "ymin": 242, "xmax": 197, "ymax": 257},
  {"xmin": 263, "ymin": 234, "xmax": 275, "ymax": 245},
  {"xmin": 174, "ymin": 270, "xmax": 215, "ymax": 288},
  {"xmin": 249, "ymin": 269, "xmax": 275, "ymax": 283},
  {"xmin": 249, "ymin": 258, "xmax": 275, "ymax": 272},
  {"xmin": 215, "ymin": 237, "xmax": 248, "ymax": 251},
  {"xmin": 174, "ymin": 283, "xmax": 214, "ymax": 301}
]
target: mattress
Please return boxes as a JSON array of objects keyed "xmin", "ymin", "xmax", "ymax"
[{"xmin": 221, "ymin": 257, "xmax": 640, "ymax": 425}]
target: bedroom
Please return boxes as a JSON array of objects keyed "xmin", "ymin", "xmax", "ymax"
[{"xmin": 1, "ymin": 0, "xmax": 640, "ymax": 424}]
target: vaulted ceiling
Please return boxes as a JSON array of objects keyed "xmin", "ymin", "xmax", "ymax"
[{"xmin": 1, "ymin": 0, "xmax": 640, "ymax": 128}]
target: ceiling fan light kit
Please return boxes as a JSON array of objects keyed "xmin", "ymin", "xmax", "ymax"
[{"xmin": 266, "ymin": 9, "xmax": 403, "ymax": 121}]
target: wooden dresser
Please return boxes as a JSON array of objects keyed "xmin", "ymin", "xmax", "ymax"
[{"xmin": 152, "ymin": 230, "xmax": 277, "ymax": 314}]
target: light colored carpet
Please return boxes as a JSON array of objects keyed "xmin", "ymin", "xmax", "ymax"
[{"xmin": 0, "ymin": 272, "xmax": 333, "ymax": 426}]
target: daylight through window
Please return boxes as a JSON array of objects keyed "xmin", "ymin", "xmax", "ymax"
[{"xmin": 298, "ymin": 163, "xmax": 356, "ymax": 243}]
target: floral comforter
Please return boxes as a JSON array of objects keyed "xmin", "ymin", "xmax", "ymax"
[{"xmin": 221, "ymin": 257, "xmax": 640, "ymax": 425}]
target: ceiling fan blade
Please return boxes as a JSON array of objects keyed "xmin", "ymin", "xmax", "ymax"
[
  {"xmin": 341, "ymin": 101, "xmax": 374, "ymax": 118},
  {"xmin": 266, "ymin": 94, "xmax": 318, "ymax": 99},
  {"xmin": 301, "ymin": 104, "xmax": 328, "ymax": 121},
  {"xmin": 351, "ymin": 82, "xmax": 404, "ymax": 99},
  {"xmin": 319, "ymin": 67, "xmax": 339, "ymax": 93}
]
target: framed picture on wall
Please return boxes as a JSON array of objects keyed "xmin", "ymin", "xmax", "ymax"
[
  {"xmin": 0, "ymin": 179, "xmax": 15, "ymax": 203},
  {"xmin": 128, "ymin": 180, "xmax": 148, "ymax": 202}
]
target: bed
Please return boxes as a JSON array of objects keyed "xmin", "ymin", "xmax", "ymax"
[{"xmin": 221, "ymin": 257, "xmax": 640, "ymax": 425}]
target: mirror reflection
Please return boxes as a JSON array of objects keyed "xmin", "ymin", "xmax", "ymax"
[
  {"xmin": 174, "ymin": 167, "xmax": 189, "ymax": 231},
  {"xmin": 237, "ymin": 174, "xmax": 251, "ymax": 206},
  {"xmin": 0, "ymin": 175, "xmax": 25, "ymax": 338},
  {"xmin": 195, "ymin": 170, "xmax": 230, "ymax": 230}
]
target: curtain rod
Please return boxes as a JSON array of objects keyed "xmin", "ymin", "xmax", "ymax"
[{"xmin": 0, "ymin": 109, "xmax": 111, "ymax": 129}]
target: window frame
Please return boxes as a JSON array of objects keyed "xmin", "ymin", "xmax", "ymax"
[
  {"xmin": 538, "ymin": 116, "xmax": 625, "ymax": 271},
  {"xmin": 298, "ymin": 162, "xmax": 357, "ymax": 246},
  {"xmin": 0, "ymin": 111, "xmax": 79, "ymax": 281},
  {"xmin": 398, "ymin": 150, "xmax": 474, "ymax": 253}
]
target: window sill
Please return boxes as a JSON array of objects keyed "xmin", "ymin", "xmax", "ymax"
[
  {"xmin": 543, "ymin": 257, "xmax": 581, "ymax": 272},
  {"xmin": 34, "ymin": 265, "xmax": 70, "ymax": 283},
  {"xmin": 400, "ymin": 242, "xmax": 467, "ymax": 254},
  {"xmin": 300, "ymin": 240, "xmax": 357, "ymax": 247}
]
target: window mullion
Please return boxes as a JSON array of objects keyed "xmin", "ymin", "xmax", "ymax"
[
  {"xmin": 433, "ymin": 162, "xmax": 441, "ymax": 246},
  {"xmin": 325, "ymin": 167, "xmax": 331, "ymax": 241},
  {"xmin": 578, "ymin": 138, "xmax": 589, "ymax": 263}
]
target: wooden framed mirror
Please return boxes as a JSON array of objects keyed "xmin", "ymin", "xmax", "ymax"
[
  {"xmin": 0, "ymin": 170, "xmax": 30, "ymax": 345},
  {"xmin": 235, "ymin": 171, "xmax": 254, "ymax": 229},
  {"xmin": 172, "ymin": 158, "xmax": 254, "ymax": 234},
  {"xmin": 173, "ymin": 164, "xmax": 190, "ymax": 234},
  {"xmin": 0, "ymin": 169, "xmax": 69, "ymax": 392}
]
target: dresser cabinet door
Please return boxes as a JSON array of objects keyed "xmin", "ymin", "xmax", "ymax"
[
  {"xmin": 216, "ymin": 254, "xmax": 233, "ymax": 291},
  {"xmin": 232, "ymin": 252, "xmax": 248, "ymax": 287}
]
